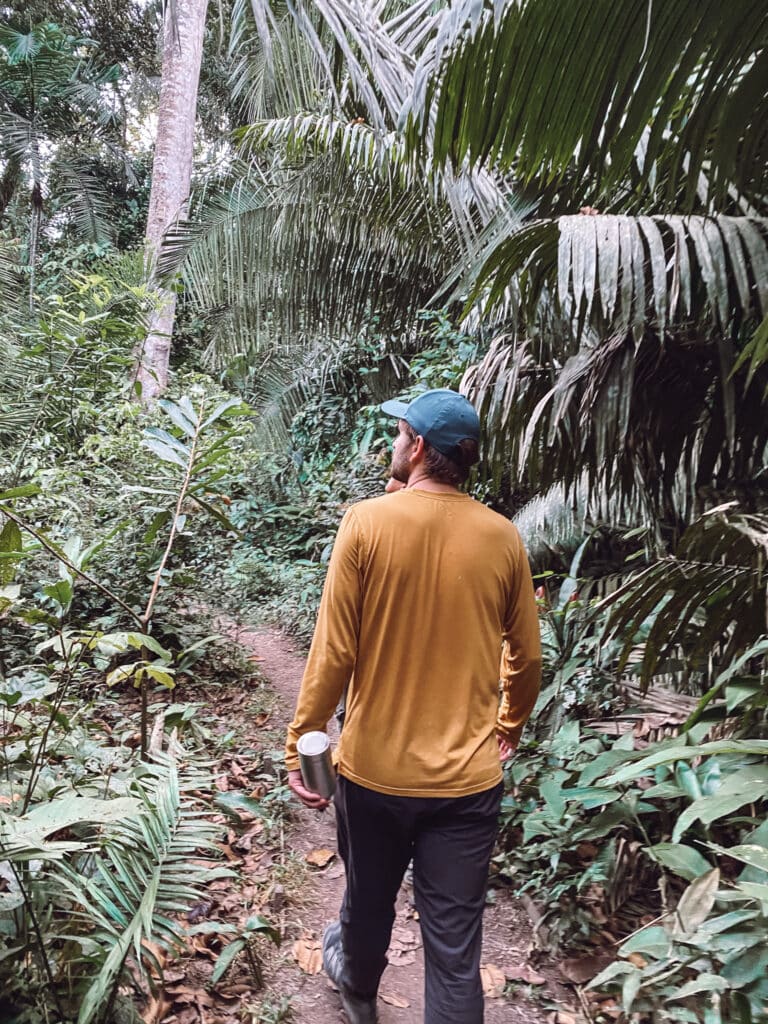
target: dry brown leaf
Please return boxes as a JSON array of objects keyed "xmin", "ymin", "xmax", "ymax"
[
  {"xmin": 214, "ymin": 842, "xmax": 242, "ymax": 864},
  {"xmin": 293, "ymin": 936, "xmax": 323, "ymax": 974},
  {"xmin": 215, "ymin": 774, "xmax": 229, "ymax": 792},
  {"xmin": 388, "ymin": 950, "xmax": 416, "ymax": 966},
  {"xmin": 480, "ymin": 963, "xmax": 506, "ymax": 998},
  {"xmin": 559, "ymin": 955, "xmax": 612, "ymax": 984},
  {"xmin": 305, "ymin": 848, "xmax": 337, "ymax": 869},
  {"xmin": 140, "ymin": 994, "xmax": 173, "ymax": 1023},
  {"xmin": 391, "ymin": 927, "xmax": 420, "ymax": 948},
  {"xmin": 506, "ymin": 963, "xmax": 546, "ymax": 985},
  {"xmin": 381, "ymin": 992, "xmax": 410, "ymax": 1008},
  {"xmin": 254, "ymin": 712, "xmax": 270, "ymax": 727}
]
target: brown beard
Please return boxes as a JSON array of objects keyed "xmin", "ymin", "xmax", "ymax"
[{"xmin": 388, "ymin": 454, "xmax": 410, "ymax": 484}]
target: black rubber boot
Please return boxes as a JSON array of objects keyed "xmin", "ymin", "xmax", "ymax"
[{"xmin": 322, "ymin": 922, "xmax": 379, "ymax": 1024}]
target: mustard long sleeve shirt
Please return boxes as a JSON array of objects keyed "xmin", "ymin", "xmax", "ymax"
[{"xmin": 286, "ymin": 488, "xmax": 542, "ymax": 798}]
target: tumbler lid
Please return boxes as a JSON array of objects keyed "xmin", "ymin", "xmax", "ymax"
[{"xmin": 297, "ymin": 731, "xmax": 330, "ymax": 755}]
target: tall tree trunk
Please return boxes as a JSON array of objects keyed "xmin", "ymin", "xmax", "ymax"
[{"xmin": 136, "ymin": 0, "xmax": 208, "ymax": 403}]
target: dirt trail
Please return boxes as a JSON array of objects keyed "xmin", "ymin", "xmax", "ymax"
[{"xmin": 228, "ymin": 622, "xmax": 552, "ymax": 1024}]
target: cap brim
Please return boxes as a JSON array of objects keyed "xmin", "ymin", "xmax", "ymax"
[{"xmin": 380, "ymin": 398, "xmax": 410, "ymax": 418}]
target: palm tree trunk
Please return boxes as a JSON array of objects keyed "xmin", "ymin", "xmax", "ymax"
[{"xmin": 136, "ymin": 0, "xmax": 208, "ymax": 403}]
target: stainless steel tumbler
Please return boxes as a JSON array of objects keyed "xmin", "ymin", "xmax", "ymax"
[{"xmin": 297, "ymin": 731, "xmax": 336, "ymax": 799}]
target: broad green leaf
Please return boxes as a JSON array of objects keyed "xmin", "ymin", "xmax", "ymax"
[
  {"xmin": 726, "ymin": 682, "xmax": 764, "ymax": 712},
  {"xmin": 560, "ymin": 786, "xmax": 621, "ymax": 810},
  {"xmin": 539, "ymin": 775, "xmax": 567, "ymax": 820},
  {"xmin": 143, "ymin": 426, "xmax": 189, "ymax": 453},
  {"xmin": 144, "ymin": 510, "xmax": 172, "ymax": 544},
  {"xmin": 708, "ymin": 843, "xmax": 768, "ymax": 875},
  {"xmin": 142, "ymin": 437, "xmax": 187, "ymax": 468},
  {"xmin": 144, "ymin": 666, "xmax": 175, "ymax": 689},
  {"xmin": 673, "ymin": 780, "xmax": 768, "ymax": 843},
  {"xmin": 0, "ymin": 484, "xmax": 40, "ymax": 500},
  {"xmin": 721, "ymin": 945, "xmax": 768, "ymax": 987},
  {"xmin": 43, "ymin": 579, "xmax": 73, "ymax": 611},
  {"xmin": 735, "ymin": 881, "xmax": 768, "ymax": 908},
  {"xmin": 587, "ymin": 959, "xmax": 637, "ymax": 989},
  {"xmin": 244, "ymin": 914, "xmax": 280, "ymax": 942},
  {"xmin": 125, "ymin": 633, "xmax": 172, "ymax": 660},
  {"xmin": 667, "ymin": 974, "xmax": 729, "ymax": 1001},
  {"xmin": 0, "ymin": 670, "xmax": 57, "ymax": 706},
  {"xmin": 604, "ymin": 741, "xmax": 768, "ymax": 786},
  {"xmin": 5, "ymin": 796, "xmax": 141, "ymax": 845},
  {"xmin": 0, "ymin": 518, "xmax": 22, "ymax": 584},
  {"xmin": 159, "ymin": 398, "xmax": 198, "ymax": 437},
  {"xmin": 106, "ymin": 664, "xmax": 137, "ymax": 687},
  {"xmin": 201, "ymin": 398, "xmax": 243, "ymax": 429},
  {"xmin": 647, "ymin": 843, "xmax": 713, "ymax": 881},
  {"xmin": 619, "ymin": 926, "xmax": 670, "ymax": 959},
  {"xmin": 214, "ymin": 792, "xmax": 264, "ymax": 818}
]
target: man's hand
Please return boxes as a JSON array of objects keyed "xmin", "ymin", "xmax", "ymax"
[
  {"xmin": 288, "ymin": 769, "xmax": 331, "ymax": 810},
  {"xmin": 497, "ymin": 735, "xmax": 517, "ymax": 762}
]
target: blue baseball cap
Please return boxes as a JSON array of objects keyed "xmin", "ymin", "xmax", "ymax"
[{"xmin": 381, "ymin": 389, "xmax": 480, "ymax": 457}]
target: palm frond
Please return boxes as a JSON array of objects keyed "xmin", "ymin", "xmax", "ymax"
[
  {"xmin": 465, "ymin": 214, "xmax": 768, "ymax": 333},
  {"xmin": 246, "ymin": 0, "xmax": 443, "ymax": 131},
  {"xmin": 0, "ymin": 236, "xmax": 21, "ymax": 302},
  {"xmin": 512, "ymin": 477, "xmax": 646, "ymax": 567},
  {"xmin": 54, "ymin": 159, "xmax": 117, "ymax": 244},
  {"xmin": 600, "ymin": 505, "xmax": 768, "ymax": 685},
  {"xmin": 228, "ymin": 0, "xmax": 329, "ymax": 121},
  {"xmin": 53, "ymin": 754, "xmax": 228, "ymax": 1024},
  {"xmin": 162, "ymin": 152, "xmax": 455, "ymax": 365},
  {"xmin": 466, "ymin": 324, "xmax": 768, "ymax": 526},
  {"xmin": 409, "ymin": 0, "xmax": 768, "ymax": 211}
]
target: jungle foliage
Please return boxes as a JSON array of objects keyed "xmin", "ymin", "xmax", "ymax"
[{"xmin": 1, "ymin": 1, "xmax": 767, "ymax": 1022}]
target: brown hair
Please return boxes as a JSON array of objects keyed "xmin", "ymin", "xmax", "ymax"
[{"xmin": 402, "ymin": 423, "xmax": 479, "ymax": 486}]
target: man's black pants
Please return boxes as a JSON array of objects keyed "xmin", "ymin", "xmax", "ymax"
[{"xmin": 334, "ymin": 775, "xmax": 503, "ymax": 1024}]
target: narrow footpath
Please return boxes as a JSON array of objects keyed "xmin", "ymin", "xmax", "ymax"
[{"xmin": 228, "ymin": 622, "xmax": 555, "ymax": 1024}]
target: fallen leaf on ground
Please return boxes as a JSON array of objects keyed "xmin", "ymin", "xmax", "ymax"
[
  {"xmin": 293, "ymin": 936, "xmax": 323, "ymax": 974},
  {"xmin": 480, "ymin": 963, "xmax": 506, "ymax": 997},
  {"xmin": 506, "ymin": 963, "xmax": 546, "ymax": 985},
  {"xmin": 391, "ymin": 927, "xmax": 420, "ymax": 948},
  {"xmin": 140, "ymin": 994, "xmax": 173, "ymax": 1023},
  {"xmin": 254, "ymin": 712, "xmax": 270, "ymax": 726},
  {"xmin": 559, "ymin": 954, "xmax": 612, "ymax": 984},
  {"xmin": 381, "ymin": 992, "xmax": 410, "ymax": 1008},
  {"xmin": 305, "ymin": 848, "xmax": 337, "ymax": 868},
  {"xmin": 214, "ymin": 841, "xmax": 242, "ymax": 864},
  {"xmin": 388, "ymin": 949, "xmax": 416, "ymax": 966}
]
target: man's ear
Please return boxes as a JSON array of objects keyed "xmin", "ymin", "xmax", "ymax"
[{"xmin": 409, "ymin": 434, "xmax": 426, "ymax": 464}]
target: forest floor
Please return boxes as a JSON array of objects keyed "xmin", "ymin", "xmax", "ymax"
[{"xmin": 130, "ymin": 617, "xmax": 582, "ymax": 1024}]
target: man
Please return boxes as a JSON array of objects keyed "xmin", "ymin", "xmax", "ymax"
[{"xmin": 286, "ymin": 389, "xmax": 541, "ymax": 1024}]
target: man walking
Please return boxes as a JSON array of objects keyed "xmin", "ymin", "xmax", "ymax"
[{"xmin": 286, "ymin": 389, "xmax": 541, "ymax": 1024}]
